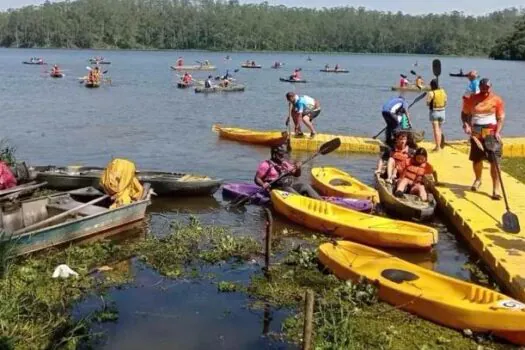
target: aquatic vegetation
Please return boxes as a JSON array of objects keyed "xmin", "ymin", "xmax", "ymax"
[
  {"xmin": 217, "ymin": 281, "xmax": 241, "ymax": 293},
  {"xmin": 0, "ymin": 139, "xmax": 16, "ymax": 166}
]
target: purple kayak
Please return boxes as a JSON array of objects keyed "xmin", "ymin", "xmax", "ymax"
[{"xmin": 222, "ymin": 183, "xmax": 373, "ymax": 212}]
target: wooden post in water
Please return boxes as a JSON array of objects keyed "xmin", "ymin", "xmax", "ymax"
[
  {"xmin": 302, "ymin": 289, "xmax": 314, "ymax": 350},
  {"xmin": 264, "ymin": 208, "xmax": 273, "ymax": 277}
]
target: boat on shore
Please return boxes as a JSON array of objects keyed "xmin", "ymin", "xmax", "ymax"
[
  {"xmin": 212, "ymin": 124, "xmax": 288, "ymax": 146},
  {"xmin": 31, "ymin": 165, "xmax": 222, "ymax": 196},
  {"xmin": 375, "ymin": 174, "xmax": 436, "ymax": 221},
  {"xmin": 222, "ymin": 183, "xmax": 373, "ymax": 211},
  {"xmin": 318, "ymin": 240, "xmax": 525, "ymax": 346},
  {"xmin": 0, "ymin": 186, "xmax": 151, "ymax": 256},
  {"xmin": 0, "ymin": 182, "xmax": 47, "ymax": 203}
]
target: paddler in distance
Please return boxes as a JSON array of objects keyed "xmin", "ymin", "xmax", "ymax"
[
  {"xmin": 254, "ymin": 144, "xmax": 321, "ymax": 199},
  {"xmin": 176, "ymin": 56, "xmax": 183, "ymax": 67}
]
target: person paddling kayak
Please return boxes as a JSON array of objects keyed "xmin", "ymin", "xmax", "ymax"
[
  {"xmin": 254, "ymin": 144, "xmax": 321, "ymax": 199},
  {"xmin": 204, "ymin": 75, "xmax": 214, "ymax": 88},
  {"xmin": 462, "ymin": 78, "xmax": 505, "ymax": 200},
  {"xmin": 51, "ymin": 64, "xmax": 62, "ymax": 76},
  {"xmin": 399, "ymin": 74, "xmax": 410, "ymax": 87},
  {"xmin": 286, "ymin": 92, "xmax": 321, "ymax": 138},
  {"xmin": 182, "ymin": 72, "xmax": 192, "ymax": 84},
  {"xmin": 289, "ymin": 69, "xmax": 301, "ymax": 81},
  {"xmin": 176, "ymin": 57, "xmax": 184, "ymax": 67}
]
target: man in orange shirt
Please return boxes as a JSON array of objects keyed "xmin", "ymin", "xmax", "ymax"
[{"xmin": 461, "ymin": 78, "xmax": 505, "ymax": 200}]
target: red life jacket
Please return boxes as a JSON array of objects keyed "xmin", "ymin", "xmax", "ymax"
[
  {"xmin": 390, "ymin": 147, "xmax": 410, "ymax": 172},
  {"xmin": 0, "ymin": 161, "xmax": 17, "ymax": 190},
  {"xmin": 402, "ymin": 160, "xmax": 430, "ymax": 185}
]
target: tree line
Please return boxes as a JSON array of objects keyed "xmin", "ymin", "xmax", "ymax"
[
  {"xmin": 490, "ymin": 14, "xmax": 525, "ymax": 60},
  {"xmin": 0, "ymin": 0, "xmax": 523, "ymax": 56}
]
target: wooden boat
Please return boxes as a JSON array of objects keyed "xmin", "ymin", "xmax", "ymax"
[
  {"xmin": 31, "ymin": 165, "xmax": 221, "ymax": 196},
  {"xmin": 375, "ymin": 174, "xmax": 436, "ymax": 221},
  {"xmin": 170, "ymin": 65, "xmax": 216, "ymax": 71},
  {"xmin": 177, "ymin": 82, "xmax": 193, "ymax": 89},
  {"xmin": 241, "ymin": 64, "xmax": 262, "ymax": 69},
  {"xmin": 318, "ymin": 240, "xmax": 525, "ymax": 346},
  {"xmin": 320, "ymin": 69, "xmax": 349, "ymax": 73},
  {"xmin": 85, "ymin": 81, "xmax": 101, "ymax": 88},
  {"xmin": 195, "ymin": 85, "xmax": 245, "ymax": 93},
  {"xmin": 0, "ymin": 187, "xmax": 151, "ymax": 256},
  {"xmin": 391, "ymin": 85, "xmax": 431, "ymax": 92},
  {"xmin": 212, "ymin": 124, "xmax": 288, "ymax": 146},
  {"xmin": 449, "ymin": 72, "xmax": 468, "ymax": 77},
  {"xmin": 311, "ymin": 167, "xmax": 379, "ymax": 203},
  {"xmin": 280, "ymin": 77, "xmax": 307, "ymax": 83},
  {"xmin": 0, "ymin": 182, "xmax": 47, "ymax": 202},
  {"xmin": 271, "ymin": 190, "xmax": 438, "ymax": 249}
]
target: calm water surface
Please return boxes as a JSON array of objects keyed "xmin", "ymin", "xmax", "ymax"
[{"xmin": 2, "ymin": 49, "xmax": 523, "ymax": 349}]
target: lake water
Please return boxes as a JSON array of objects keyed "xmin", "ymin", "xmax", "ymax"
[{"xmin": 2, "ymin": 48, "xmax": 523, "ymax": 349}]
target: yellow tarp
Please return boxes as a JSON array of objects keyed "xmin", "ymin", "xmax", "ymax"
[{"xmin": 100, "ymin": 158, "xmax": 143, "ymax": 208}]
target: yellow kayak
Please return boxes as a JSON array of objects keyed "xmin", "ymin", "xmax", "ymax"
[
  {"xmin": 271, "ymin": 190, "xmax": 437, "ymax": 249},
  {"xmin": 311, "ymin": 167, "xmax": 379, "ymax": 203},
  {"xmin": 319, "ymin": 241, "xmax": 525, "ymax": 345},
  {"xmin": 391, "ymin": 85, "xmax": 431, "ymax": 92},
  {"xmin": 212, "ymin": 124, "xmax": 288, "ymax": 146}
]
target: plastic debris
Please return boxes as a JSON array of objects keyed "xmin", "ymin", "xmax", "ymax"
[{"xmin": 52, "ymin": 264, "xmax": 79, "ymax": 278}]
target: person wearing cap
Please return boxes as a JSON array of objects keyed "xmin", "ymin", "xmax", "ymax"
[
  {"xmin": 254, "ymin": 145, "xmax": 321, "ymax": 199},
  {"xmin": 285, "ymin": 92, "xmax": 321, "ymax": 138},
  {"xmin": 464, "ymin": 70, "xmax": 480, "ymax": 97},
  {"xmin": 461, "ymin": 78, "xmax": 505, "ymax": 200},
  {"xmin": 426, "ymin": 79, "xmax": 447, "ymax": 151}
]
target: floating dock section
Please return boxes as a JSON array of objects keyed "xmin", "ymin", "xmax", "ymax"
[{"xmin": 427, "ymin": 147, "xmax": 525, "ymax": 301}]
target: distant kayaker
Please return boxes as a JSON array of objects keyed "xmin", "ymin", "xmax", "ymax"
[
  {"xmin": 460, "ymin": 68, "xmax": 464, "ymax": 75},
  {"xmin": 427, "ymin": 79, "xmax": 447, "ymax": 152},
  {"xmin": 88, "ymin": 67, "xmax": 101, "ymax": 84},
  {"xmin": 462, "ymin": 78, "xmax": 505, "ymax": 200},
  {"xmin": 335, "ymin": 64, "xmax": 340, "ymax": 71},
  {"xmin": 464, "ymin": 70, "xmax": 480, "ymax": 97},
  {"xmin": 395, "ymin": 148, "xmax": 434, "ymax": 201},
  {"xmin": 324, "ymin": 64, "xmax": 329, "ymax": 70},
  {"xmin": 415, "ymin": 76, "xmax": 425, "ymax": 89},
  {"xmin": 381, "ymin": 96, "xmax": 411, "ymax": 148},
  {"xmin": 254, "ymin": 144, "xmax": 321, "ymax": 199},
  {"xmin": 399, "ymin": 74, "xmax": 409, "ymax": 87},
  {"xmin": 182, "ymin": 72, "xmax": 192, "ymax": 84},
  {"xmin": 286, "ymin": 92, "xmax": 321, "ymax": 138},
  {"xmin": 290, "ymin": 69, "xmax": 301, "ymax": 81},
  {"xmin": 51, "ymin": 64, "xmax": 61, "ymax": 75},
  {"xmin": 204, "ymin": 75, "xmax": 214, "ymax": 88},
  {"xmin": 176, "ymin": 57, "xmax": 183, "ymax": 67},
  {"xmin": 375, "ymin": 130, "xmax": 414, "ymax": 183},
  {"xmin": 251, "ymin": 60, "xmax": 256, "ymax": 66}
]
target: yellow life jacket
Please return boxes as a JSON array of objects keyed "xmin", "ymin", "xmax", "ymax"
[{"xmin": 430, "ymin": 89, "xmax": 447, "ymax": 110}]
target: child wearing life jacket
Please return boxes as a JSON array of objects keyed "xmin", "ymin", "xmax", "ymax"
[
  {"xmin": 395, "ymin": 147, "xmax": 434, "ymax": 201},
  {"xmin": 375, "ymin": 130, "xmax": 413, "ymax": 183}
]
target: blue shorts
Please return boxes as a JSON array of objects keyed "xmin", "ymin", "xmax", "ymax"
[{"xmin": 429, "ymin": 110, "xmax": 445, "ymax": 123}]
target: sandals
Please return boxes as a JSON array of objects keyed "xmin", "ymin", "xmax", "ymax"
[
  {"xmin": 470, "ymin": 180, "xmax": 482, "ymax": 191},
  {"xmin": 492, "ymin": 193, "xmax": 502, "ymax": 201}
]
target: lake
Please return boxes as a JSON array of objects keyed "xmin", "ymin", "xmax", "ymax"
[{"xmin": 2, "ymin": 48, "xmax": 523, "ymax": 349}]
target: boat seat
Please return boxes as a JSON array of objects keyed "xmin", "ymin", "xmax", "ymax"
[{"xmin": 46, "ymin": 198, "xmax": 107, "ymax": 216}]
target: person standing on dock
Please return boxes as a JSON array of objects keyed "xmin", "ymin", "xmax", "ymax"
[
  {"xmin": 461, "ymin": 78, "xmax": 505, "ymax": 200},
  {"xmin": 427, "ymin": 79, "xmax": 447, "ymax": 152},
  {"xmin": 381, "ymin": 96, "xmax": 410, "ymax": 148},
  {"xmin": 286, "ymin": 92, "xmax": 321, "ymax": 138}
]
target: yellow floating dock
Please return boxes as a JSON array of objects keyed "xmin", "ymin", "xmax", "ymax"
[{"xmin": 427, "ymin": 147, "xmax": 525, "ymax": 302}]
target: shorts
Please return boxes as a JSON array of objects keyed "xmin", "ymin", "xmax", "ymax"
[
  {"xmin": 303, "ymin": 108, "xmax": 321, "ymax": 121},
  {"xmin": 469, "ymin": 136, "xmax": 502, "ymax": 162},
  {"xmin": 429, "ymin": 109, "xmax": 445, "ymax": 123}
]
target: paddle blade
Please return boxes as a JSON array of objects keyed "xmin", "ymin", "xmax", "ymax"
[
  {"xmin": 503, "ymin": 212, "xmax": 520, "ymax": 233},
  {"xmin": 410, "ymin": 70, "xmax": 417, "ymax": 75},
  {"xmin": 432, "ymin": 59, "xmax": 442, "ymax": 77},
  {"xmin": 319, "ymin": 138, "xmax": 341, "ymax": 155}
]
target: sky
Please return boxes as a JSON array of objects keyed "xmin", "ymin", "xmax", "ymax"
[{"xmin": 0, "ymin": 0, "xmax": 524, "ymax": 15}]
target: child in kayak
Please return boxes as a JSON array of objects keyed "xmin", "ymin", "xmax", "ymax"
[
  {"xmin": 375, "ymin": 130, "xmax": 414, "ymax": 183},
  {"xmin": 254, "ymin": 145, "xmax": 321, "ymax": 199},
  {"xmin": 395, "ymin": 148, "xmax": 434, "ymax": 201}
]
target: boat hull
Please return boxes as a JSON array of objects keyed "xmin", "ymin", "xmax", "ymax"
[
  {"xmin": 391, "ymin": 85, "xmax": 431, "ymax": 92},
  {"xmin": 171, "ymin": 65, "xmax": 216, "ymax": 71},
  {"xmin": 212, "ymin": 124, "xmax": 288, "ymax": 146},
  {"xmin": 320, "ymin": 69, "xmax": 349, "ymax": 73},
  {"xmin": 311, "ymin": 167, "xmax": 379, "ymax": 202},
  {"xmin": 280, "ymin": 78, "xmax": 307, "ymax": 83},
  {"xmin": 195, "ymin": 85, "xmax": 245, "ymax": 93}
]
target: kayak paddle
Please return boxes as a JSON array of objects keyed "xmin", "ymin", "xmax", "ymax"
[
  {"xmin": 229, "ymin": 138, "xmax": 341, "ymax": 208},
  {"xmin": 372, "ymin": 93, "xmax": 427, "ymax": 140},
  {"xmin": 483, "ymin": 135, "xmax": 520, "ymax": 233}
]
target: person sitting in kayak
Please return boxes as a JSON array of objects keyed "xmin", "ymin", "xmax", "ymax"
[
  {"xmin": 176, "ymin": 57, "xmax": 183, "ymax": 67},
  {"xmin": 286, "ymin": 92, "xmax": 321, "ymax": 138},
  {"xmin": 51, "ymin": 64, "xmax": 61, "ymax": 75},
  {"xmin": 335, "ymin": 64, "xmax": 340, "ymax": 71},
  {"xmin": 251, "ymin": 60, "xmax": 257, "ymax": 66},
  {"xmin": 219, "ymin": 78, "xmax": 230, "ymax": 88},
  {"xmin": 88, "ymin": 67, "xmax": 101, "ymax": 83},
  {"xmin": 254, "ymin": 144, "xmax": 321, "ymax": 199},
  {"xmin": 182, "ymin": 72, "xmax": 192, "ymax": 84},
  {"xmin": 204, "ymin": 75, "xmax": 214, "ymax": 88},
  {"xmin": 399, "ymin": 74, "xmax": 409, "ymax": 87},
  {"xmin": 324, "ymin": 64, "xmax": 330, "ymax": 70},
  {"xmin": 290, "ymin": 69, "xmax": 301, "ymax": 81},
  {"xmin": 395, "ymin": 147, "xmax": 434, "ymax": 201},
  {"xmin": 375, "ymin": 130, "xmax": 414, "ymax": 183},
  {"xmin": 415, "ymin": 76, "xmax": 425, "ymax": 89},
  {"xmin": 381, "ymin": 96, "xmax": 411, "ymax": 148}
]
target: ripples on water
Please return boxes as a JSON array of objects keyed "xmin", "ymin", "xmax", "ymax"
[{"xmin": 2, "ymin": 49, "xmax": 520, "ymax": 348}]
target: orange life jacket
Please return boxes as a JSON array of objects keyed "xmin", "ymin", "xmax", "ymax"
[
  {"xmin": 402, "ymin": 160, "xmax": 430, "ymax": 185},
  {"xmin": 390, "ymin": 147, "xmax": 410, "ymax": 172}
]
